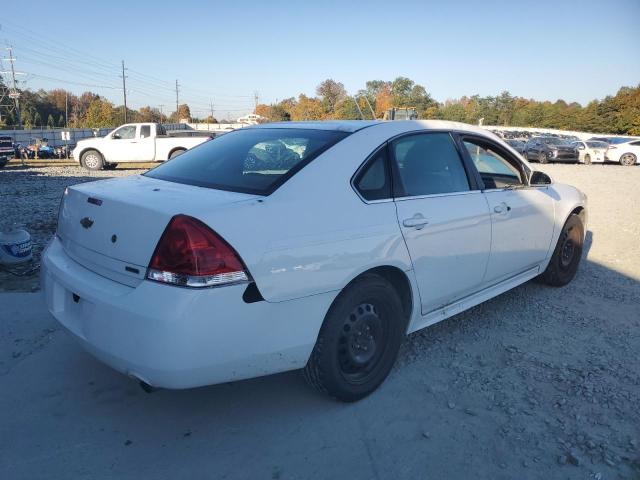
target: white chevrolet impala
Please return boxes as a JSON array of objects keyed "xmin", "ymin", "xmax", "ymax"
[{"xmin": 42, "ymin": 120, "xmax": 588, "ymax": 401}]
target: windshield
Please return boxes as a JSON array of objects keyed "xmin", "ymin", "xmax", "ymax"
[{"xmin": 145, "ymin": 128, "xmax": 349, "ymax": 195}]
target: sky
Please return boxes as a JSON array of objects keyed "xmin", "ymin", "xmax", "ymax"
[{"xmin": 1, "ymin": 0, "xmax": 639, "ymax": 118}]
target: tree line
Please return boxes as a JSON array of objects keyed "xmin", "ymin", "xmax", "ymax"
[
  {"xmin": 1, "ymin": 77, "xmax": 638, "ymax": 135},
  {"xmin": 257, "ymin": 78, "xmax": 640, "ymax": 135}
]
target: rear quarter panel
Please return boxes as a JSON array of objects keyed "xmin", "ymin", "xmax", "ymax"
[{"xmin": 185, "ymin": 124, "xmax": 421, "ymax": 304}]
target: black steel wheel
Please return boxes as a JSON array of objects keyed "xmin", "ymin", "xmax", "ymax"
[
  {"xmin": 539, "ymin": 214, "xmax": 584, "ymax": 286},
  {"xmin": 304, "ymin": 274, "xmax": 405, "ymax": 401}
]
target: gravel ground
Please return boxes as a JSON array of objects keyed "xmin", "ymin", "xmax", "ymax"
[
  {"xmin": 0, "ymin": 164, "xmax": 148, "ymax": 291},
  {"xmin": 0, "ymin": 163, "xmax": 639, "ymax": 479}
]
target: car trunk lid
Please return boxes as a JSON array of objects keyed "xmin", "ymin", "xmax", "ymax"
[{"xmin": 57, "ymin": 175, "xmax": 258, "ymax": 286}]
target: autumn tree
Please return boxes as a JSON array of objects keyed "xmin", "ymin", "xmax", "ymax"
[
  {"xmin": 290, "ymin": 94, "xmax": 324, "ymax": 121},
  {"xmin": 316, "ymin": 79, "xmax": 347, "ymax": 117},
  {"xmin": 84, "ymin": 98, "xmax": 116, "ymax": 128}
]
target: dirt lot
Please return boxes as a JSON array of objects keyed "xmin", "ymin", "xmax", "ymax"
[{"xmin": 0, "ymin": 162, "xmax": 639, "ymax": 479}]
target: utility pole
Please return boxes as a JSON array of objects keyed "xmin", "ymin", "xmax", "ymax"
[
  {"xmin": 6, "ymin": 47, "xmax": 22, "ymax": 128},
  {"xmin": 65, "ymin": 91, "xmax": 68, "ymax": 128},
  {"xmin": 209, "ymin": 99, "xmax": 214, "ymax": 122},
  {"xmin": 254, "ymin": 91, "xmax": 259, "ymax": 114},
  {"xmin": 158, "ymin": 104, "xmax": 164, "ymax": 123},
  {"xmin": 120, "ymin": 60, "xmax": 128, "ymax": 123},
  {"xmin": 175, "ymin": 80, "xmax": 179, "ymax": 121}
]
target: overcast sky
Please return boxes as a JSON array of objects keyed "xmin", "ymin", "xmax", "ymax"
[{"xmin": 1, "ymin": 0, "xmax": 639, "ymax": 117}]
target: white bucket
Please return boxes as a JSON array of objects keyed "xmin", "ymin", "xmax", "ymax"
[{"xmin": 0, "ymin": 225, "xmax": 33, "ymax": 264}]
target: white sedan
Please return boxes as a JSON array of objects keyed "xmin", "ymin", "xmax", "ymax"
[
  {"xmin": 571, "ymin": 140, "xmax": 609, "ymax": 164},
  {"xmin": 42, "ymin": 120, "xmax": 588, "ymax": 401},
  {"xmin": 605, "ymin": 138, "xmax": 640, "ymax": 166}
]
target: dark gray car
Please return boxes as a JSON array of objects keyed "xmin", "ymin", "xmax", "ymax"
[{"xmin": 523, "ymin": 137, "xmax": 579, "ymax": 163}]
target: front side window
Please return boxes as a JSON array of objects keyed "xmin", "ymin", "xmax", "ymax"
[
  {"xmin": 354, "ymin": 148, "xmax": 391, "ymax": 201},
  {"xmin": 145, "ymin": 128, "xmax": 349, "ymax": 195},
  {"xmin": 113, "ymin": 125, "xmax": 136, "ymax": 139},
  {"xmin": 391, "ymin": 133, "xmax": 469, "ymax": 197},
  {"xmin": 463, "ymin": 139, "xmax": 523, "ymax": 189}
]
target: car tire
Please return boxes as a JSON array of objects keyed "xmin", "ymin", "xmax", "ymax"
[
  {"xmin": 169, "ymin": 149, "xmax": 186, "ymax": 160},
  {"xmin": 539, "ymin": 214, "xmax": 584, "ymax": 287},
  {"xmin": 538, "ymin": 152, "xmax": 549, "ymax": 164},
  {"xmin": 81, "ymin": 150, "xmax": 104, "ymax": 170},
  {"xmin": 303, "ymin": 273, "xmax": 405, "ymax": 402},
  {"xmin": 584, "ymin": 154, "xmax": 591, "ymax": 165},
  {"xmin": 619, "ymin": 153, "xmax": 637, "ymax": 166}
]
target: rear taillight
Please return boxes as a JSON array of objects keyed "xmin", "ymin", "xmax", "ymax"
[{"xmin": 146, "ymin": 215, "xmax": 249, "ymax": 288}]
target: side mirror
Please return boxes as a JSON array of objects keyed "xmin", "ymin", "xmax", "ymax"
[
  {"xmin": 112, "ymin": 134, "xmax": 121, "ymax": 139},
  {"xmin": 530, "ymin": 171, "xmax": 552, "ymax": 185},
  {"xmin": 577, "ymin": 145, "xmax": 585, "ymax": 150}
]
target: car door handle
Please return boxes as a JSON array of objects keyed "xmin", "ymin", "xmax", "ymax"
[{"xmin": 403, "ymin": 214, "xmax": 429, "ymax": 229}]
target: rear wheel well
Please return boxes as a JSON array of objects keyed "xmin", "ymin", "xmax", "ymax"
[
  {"xmin": 168, "ymin": 147, "xmax": 186, "ymax": 159},
  {"xmin": 347, "ymin": 266, "xmax": 413, "ymax": 328}
]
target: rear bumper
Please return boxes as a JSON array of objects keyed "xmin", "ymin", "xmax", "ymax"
[{"xmin": 41, "ymin": 236, "xmax": 332, "ymax": 388}]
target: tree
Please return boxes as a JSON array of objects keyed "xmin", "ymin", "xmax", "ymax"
[
  {"xmin": 168, "ymin": 104, "xmax": 191, "ymax": 122},
  {"xmin": 316, "ymin": 79, "xmax": 347, "ymax": 117},
  {"xmin": 47, "ymin": 114, "xmax": 55, "ymax": 129},
  {"xmin": 84, "ymin": 98, "xmax": 116, "ymax": 128},
  {"xmin": 290, "ymin": 94, "xmax": 324, "ymax": 121}
]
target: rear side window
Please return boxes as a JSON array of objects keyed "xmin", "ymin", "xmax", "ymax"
[
  {"xmin": 140, "ymin": 125, "xmax": 151, "ymax": 138},
  {"xmin": 391, "ymin": 133, "xmax": 469, "ymax": 197},
  {"xmin": 145, "ymin": 128, "xmax": 349, "ymax": 195},
  {"xmin": 354, "ymin": 148, "xmax": 391, "ymax": 201}
]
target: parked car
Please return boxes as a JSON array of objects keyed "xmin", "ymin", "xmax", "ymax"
[
  {"xmin": 523, "ymin": 136, "xmax": 579, "ymax": 163},
  {"xmin": 42, "ymin": 120, "xmax": 587, "ymax": 401},
  {"xmin": 505, "ymin": 139, "xmax": 526, "ymax": 155},
  {"xmin": 0, "ymin": 135, "xmax": 14, "ymax": 168},
  {"xmin": 588, "ymin": 136, "xmax": 638, "ymax": 145},
  {"xmin": 605, "ymin": 139, "xmax": 640, "ymax": 166},
  {"xmin": 570, "ymin": 140, "xmax": 609, "ymax": 164},
  {"xmin": 72, "ymin": 123, "xmax": 211, "ymax": 170}
]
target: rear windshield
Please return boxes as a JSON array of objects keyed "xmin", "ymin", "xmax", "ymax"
[{"xmin": 145, "ymin": 128, "xmax": 349, "ymax": 195}]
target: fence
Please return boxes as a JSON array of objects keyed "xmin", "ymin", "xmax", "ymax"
[{"xmin": 0, "ymin": 127, "xmax": 112, "ymax": 148}]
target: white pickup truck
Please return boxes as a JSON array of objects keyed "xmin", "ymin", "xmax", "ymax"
[{"xmin": 73, "ymin": 123, "xmax": 211, "ymax": 170}]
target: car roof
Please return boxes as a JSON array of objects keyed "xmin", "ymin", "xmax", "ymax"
[{"xmin": 248, "ymin": 119, "xmax": 497, "ymax": 136}]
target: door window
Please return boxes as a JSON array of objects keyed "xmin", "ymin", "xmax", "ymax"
[
  {"xmin": 112, "ymin": 125, "xmax": 136, "ymax": 139},
  {"xmin": 463, "ymin": 139, "xmax": 524, "ymax": 189},
  {"xmin": 391, "ymin": 133, "xmax": 469, "ymax": 197},
  {"xmin": 140, "ymin": 125, "xmax": 151, "ymax": 138}
]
